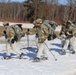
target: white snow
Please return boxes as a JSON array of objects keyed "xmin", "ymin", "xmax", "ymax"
[
  {"xmin": 54, "ymin": 25, "xmax": 62, "ymax": 33},
  {"xmin": 0, "ymin": 22, "xmax": 76, "ymax": 75}
]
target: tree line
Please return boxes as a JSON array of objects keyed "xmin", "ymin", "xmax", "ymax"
[{"xmin": 0, "ymin": 0, "xmax": 76, "ymax": 24}]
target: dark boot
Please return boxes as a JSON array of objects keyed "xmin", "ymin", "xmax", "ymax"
[
  {"xmin": 19, "ymin": 53, "xmax": 24, "ymax": 59},
  {"xmin": 4, "ymin": 56, "xmax": 11, "ymax": 59},
  {"xmin": 34, "ymin": 57, "xmax": 40, "ymax": 62},
  {"xmin": 70, "ymin": 49, "xmax": 75, "ymax": 54},
  {"xmin": 60, "ymin": 49, "xmax": 66, "ymax": 55},
  {"xmin": 71, "ymin": 50, "xmax": 75, "ymax": 54},
  {"xmin": 42, "ymin": 57, "xmax": 48, "ymax": 60}
]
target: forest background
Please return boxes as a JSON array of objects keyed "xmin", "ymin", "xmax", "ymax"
[{"xmin": 0, "ymin": 0, "xmax": 76, "ymax": 24}]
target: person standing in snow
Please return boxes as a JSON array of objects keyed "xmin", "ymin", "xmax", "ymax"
[
  {"xmin": 3, "ymin": 21, "xmax": 24, "ymax": 59},
  {"xmin": 26, "ymin": 18, "xmax": 49, "ymax": 62},
  {"xmin": 60, "ymin": 20, "xmax": 76, "ymax": 55}
]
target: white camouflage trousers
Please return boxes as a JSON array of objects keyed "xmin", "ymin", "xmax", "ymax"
[
  {"xmin": 62, "ymin": 36, "xmax": 76, "ymax": 52},
  {"xmin": 36, "ymin": 43, "xmax": 48, "ymax": 58},
  {"xmin": 6, "ymin": 40, "xmax": 22, "ymax": 56}
]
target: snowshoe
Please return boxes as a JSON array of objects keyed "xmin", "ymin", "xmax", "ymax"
[
  {"xmin": 42, "ymin": 57, "xmax": 48, "ymax": 60},
  {"xmin": 4, "ymin": 56, "xmax": 11, "ymax": 60},
  {"xmin": 33, "ymin": 57, "xmax": 40, "ymax": 62},
  {"xmin": 19, "ymin": 53, "xmax": 24, "ymax": 59},
  {"xmin": 60, "ymin": 50, "xmax": 66, "ymax": 55},
  {"xmin": 71, "ymin": 50, "xmax": 75, "ymax": 54}
]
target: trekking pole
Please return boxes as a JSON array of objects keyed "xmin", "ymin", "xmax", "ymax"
[
  {"xmin": 44, "ymin": 43, "xmax": 57, "ymax": 61},
  {"xmin": 35, "ymin": 37, "xmax": 39, "ymax": 53},
  {"xmin": 27, "ymin": 29, "xmax": 30, "ymax": 48}
]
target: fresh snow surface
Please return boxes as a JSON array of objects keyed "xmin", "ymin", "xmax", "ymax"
[{"xmin": 0, "ymin": 22, "xmax": 76, "ymax": 75}]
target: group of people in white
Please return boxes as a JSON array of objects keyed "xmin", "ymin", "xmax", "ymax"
[{"xmin": 2, "ymin": 18, "xmax": 76, "ymax": 62}]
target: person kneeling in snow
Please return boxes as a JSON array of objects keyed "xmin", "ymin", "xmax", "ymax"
[{"xmin": 3, "ymin": 21, "xmax": 24, "ymax": 59}]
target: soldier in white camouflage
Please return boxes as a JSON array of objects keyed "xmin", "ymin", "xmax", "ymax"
[
  {"xmin": 60, "ymin": 20, "xmax": 76, "ymax": 55},
  {"xmin": 3, "ymin": 21, "xmax": 24, "ymax": 59},
  {"xmin": 26, "ymin": 18, "xmax": 49, "ymax": 61}
]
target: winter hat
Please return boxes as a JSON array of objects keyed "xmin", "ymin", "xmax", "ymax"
[
  {"xmin": 36, "ymin": 18, "xmax": 43, "ymax": 24},
  {"xmin": 3, "ymin": 21, "xmax": 9, "ymax": 26}
]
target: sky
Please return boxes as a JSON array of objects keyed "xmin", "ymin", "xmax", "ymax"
[
  {"xmin": 11, "ymin": 0, "xmax": 25, "ymax": 2},
  {"xmin": 58, "ymin": 0, "xmax": 67, "ymax": 4},
  {"xmin": 11, "ymin": 0, "xmax": 68, "ymax": 4}
]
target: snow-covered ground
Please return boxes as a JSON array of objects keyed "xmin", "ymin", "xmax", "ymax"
[{"xmin": 0, "ymin": 22, "xmax": 76, "ymax": 75}]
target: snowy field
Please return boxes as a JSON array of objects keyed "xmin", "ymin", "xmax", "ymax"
[{"xmin": 0, "ymin": 22, "xmax": 76, "ymax": 75}]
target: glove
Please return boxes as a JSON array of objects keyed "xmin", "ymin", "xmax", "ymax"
[
  {"xmin": 52, "ymin": 34, "xmax": 56, "ymax": 39},
  {"xmin": 3, "ymin": 30, "xmax": 7, "ymax": 38},
  {"xmin": 14, "ymin": 35, "xmax": 18, "ymax": 41},
  {"xmin": 4, "ymin": 30, "xmax": 6, "ymax": 34},
  {"xmin": 11, "ymin": 39, "xmax": 15, "ymax": 43},
  {"xmin": 26, "ymin": 29, "xmax": 30, "ymax": 35},
  {"xmin": 11, "ymin": 35, "xmax": 18, "ymax": 43},
  {"xmin": 36, "ymin": 33, "xmax": 39, "ymax": 37},
  {"xmin": 27, "ymin": 29, "xmax": 30, "ymax": 32},
  {"xmin": 47, "ymin": 34, "xmax": 51, "ymax": 41}
]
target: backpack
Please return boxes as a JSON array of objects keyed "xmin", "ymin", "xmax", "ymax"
[
  {"xmin": 43, "ymin": 20, "xmax": 57, "ymax": 40},
  {"xmin": 6, "ymin": 24, "xmax": 24, "ymax": 41},
  {"xmin": 49, "ymin": 21, "xmax": 58, "ymax": 29}
]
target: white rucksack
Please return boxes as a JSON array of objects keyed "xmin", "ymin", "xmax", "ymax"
[
  {"xmin": 6, "ymin": 24, "xmax": 24, "ymax": 40},
  {"xmin": 43, "ymin": 20, "xmax": 58, "ymax": 40},
  {"xmin": 43, "ymin": 20, "xmax": 57, "ymax": 35}
]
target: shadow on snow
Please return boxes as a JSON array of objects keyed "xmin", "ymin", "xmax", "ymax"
[
  {"xmin": 0, "ymin": 43, "xmax": 66, "ymax": 58},
  {"xmin": 49, "ymin": 43, "xmax": 62, "ymax": 54}
]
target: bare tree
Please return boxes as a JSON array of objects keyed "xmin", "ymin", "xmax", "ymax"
[{"xmin": 67, "ymin": 0, "xmax": 75, "ymax": 20}]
